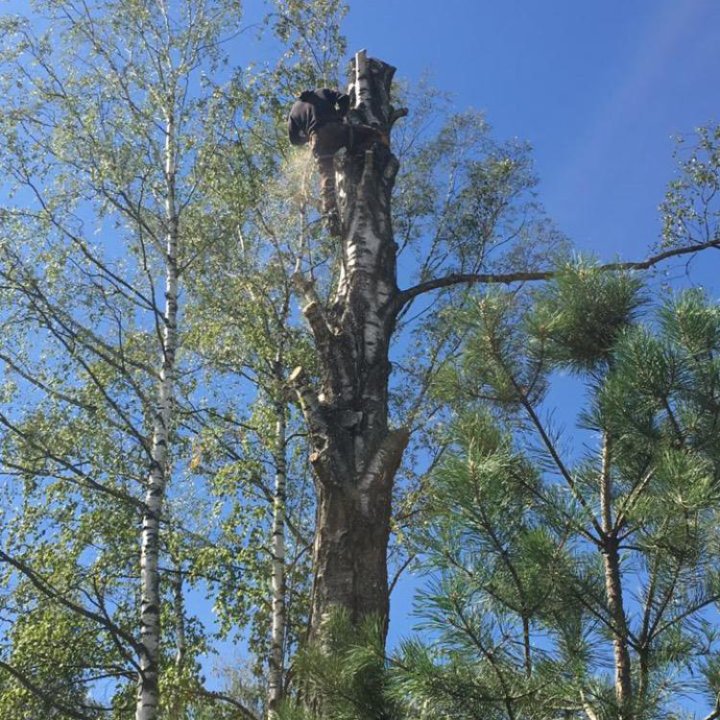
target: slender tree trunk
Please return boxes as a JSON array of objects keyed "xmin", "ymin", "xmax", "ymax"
[
  {"xmin": 267, "ymin": 379, "xmax": 288, "ymax": 718},
  {"xmin": 169, "ymin": 562, "xmax": 187, "ymax": 720},
  {"xmin": 599, "ymin": 435, "xmax": 633, "ymax": 718},
  {"xmin": 522, "ymin": 615, "xmax": 532, "ymax": 678},
  {"xmin": 637, "ymin": 649, "xmax": 649, "ymax": 713},
  {"xmin": 292, "ymin": 52, "xmax": 408, "ymax": 640},
  {"xmin": 136, "ymin": 107, "xmax": 179, "ymax": 720}
]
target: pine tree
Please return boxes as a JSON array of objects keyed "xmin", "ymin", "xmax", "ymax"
[{"xmin": 401, "ymin": 267, "xmax": 720, "ymax": 720}]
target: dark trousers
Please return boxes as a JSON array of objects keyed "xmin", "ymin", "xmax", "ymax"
[{"xmin": 310, "ymin": 122, "xmax": 380, "ymax": 214}]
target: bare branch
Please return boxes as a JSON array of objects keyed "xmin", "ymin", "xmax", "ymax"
[
  {"xmin": 393, "ymin": 236, "xmax": 720, "ymax": 311},
  {"xmin": 193, "ymin": 688, "xmax": 261, "ymax": 720}
]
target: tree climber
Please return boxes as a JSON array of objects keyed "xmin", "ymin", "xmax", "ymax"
[{"xmin": 288, "ymin": 88, "xmax": 387, "ymax": 236}]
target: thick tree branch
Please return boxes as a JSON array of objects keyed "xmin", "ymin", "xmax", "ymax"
[
  {"xmin": 393, "ymin": 237, "xmax": 720, "ymax": 311},
  {"xmin": 703, "ymin": 701, "xmax": 720, "ymax": 720},
  {"xmin": 288, "ymin": 366, "xmax": 326, "ymax": 438},
  {"xmin": 358, "ymin": 427, "xmax": 410, "ymax": 497},
  {"xmin": 292, "ymin": 271, "xmax": 334, "ymax": 350}
]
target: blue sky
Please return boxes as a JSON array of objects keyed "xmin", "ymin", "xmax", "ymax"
[
  {"xmin": 340, "ymin": 2, "xmax": 720, "ymax": 679},
  {"xmin": 345, "ymin": 0, "xmax": 720, "ymax": 274}
]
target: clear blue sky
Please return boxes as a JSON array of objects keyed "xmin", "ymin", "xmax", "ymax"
[
  {"xmin": 346, "ymin": 0, "xmax": 720, "ymax": 278},
  {"xmin": 341, "ymin": 2, "xmax": 720, "ymax": 664}
]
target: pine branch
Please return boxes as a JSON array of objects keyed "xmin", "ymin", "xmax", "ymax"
[{"xmin": 501, "ymin": 359, "xmax": 604, "ymax": 540}]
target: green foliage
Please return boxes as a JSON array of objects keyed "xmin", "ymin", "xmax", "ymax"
[
  {"xmin": 661, "ymin": 124, "xmax": 720, "ymax": 249},
  {"xmin": 433, "ymin": 291, "xmax": 547, "ymax": 410},
  {"xmin": 0, "ymin": 0, "xmax": 326, "ymax": 714},
  {"xmin": 1, "ymin": 2, "xmax": 718, "ymax": 718},
  {"xmin": 529, "ymin": 262, "xmax": 647, "ymax": 372},
  {"xmin": 394, "ymin": 103, "xmax": 568, "ymax": 284},
  {"xmin": 271, "ymin": 0, "xmax": 348, "ymax": 96},
  {"xmin": 405, "ymin": 277, "xmax": 720, "ymax": 720},
  {"xmin": 0, "ymin": 601, "xmax": 119, "ymax": 719},
  {"xmin": 279, "ymin": 610, "xmax": 399, "ymax": 720}
]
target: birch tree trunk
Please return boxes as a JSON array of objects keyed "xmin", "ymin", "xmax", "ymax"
[
  {"xmin": 268, "ymin": 376, "xmax": 288, "ymax": 718},
  {"xmin": 292, "ymin": 51, "xmax": 408, "ymax": 640},
  {"xmin": 137, "ymin": 106, "xmax": 179, "ymax": 720}
]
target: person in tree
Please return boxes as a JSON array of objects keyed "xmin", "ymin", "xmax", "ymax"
[{"xmin": 288, "ymin": 88, "xmax": 386, "ymax": 236}]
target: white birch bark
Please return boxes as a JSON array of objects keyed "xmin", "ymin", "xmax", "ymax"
[
  {"xmin": 267, "ymin": 383, "xmax": 288, "ymax": 718},
  {"xmin": 136, "ymin": 104, "xmax": 179, "ymax": 720}
]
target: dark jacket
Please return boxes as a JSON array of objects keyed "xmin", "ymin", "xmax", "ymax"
[{"xmin": 288, "ymin": 88, "xmax": 350, "ymax": 146}]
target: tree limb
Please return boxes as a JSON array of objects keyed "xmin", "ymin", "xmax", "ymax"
[
  {"xmin": 393, "ymin": 237, "xmax": 720, "ymax": 311},
  {"xmin": 0, "ymin": 660, "xmax": 109, "ymax": 719},
  {"xmin": 0, "ymin": 549, "xmax": 140, "ymax": 652}
]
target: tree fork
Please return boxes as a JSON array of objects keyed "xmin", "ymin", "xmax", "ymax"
[{"xmin": 293, "ymin": 51, "xmax": 408, "ymax": 642}]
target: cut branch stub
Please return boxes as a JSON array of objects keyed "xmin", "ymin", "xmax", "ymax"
[
  {"xmin": 334, "ymin": 51, "xmax": 402, "ymax": 314},
  {"xmin": 348, "ymin": 49, "xmax": 399, "ymax": 129}
]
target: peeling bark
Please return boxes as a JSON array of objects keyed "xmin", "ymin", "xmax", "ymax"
[{"xmin": 292, "ymin": 52, "xmax": 409, "ymax": 640}]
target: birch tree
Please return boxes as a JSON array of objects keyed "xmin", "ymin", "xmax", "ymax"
[
  {"xmin": 185, "ymin": 247, "xmax": 318, "ymax": 716},
  {"xmin": 0, "ymin": 0, "xmax": 349, "ymax": 716},
  {"xmin": 1, "ymin": 2, "xmax": 719, "ymax": 717},
  {"xmin": 0, "ymin": 2, "xmax": 251, "ymax": 717}
]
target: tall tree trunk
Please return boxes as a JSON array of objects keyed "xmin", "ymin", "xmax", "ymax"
[
  {"xmin": 136, "ymin": 107, "xmax": 179, "ymax": 720},
  {"xmin": 599, "ymin": 434, "xmax": 633, "ymax": 718},
  {"xmin": 292, "ymin": 51, "xmax": 408, "ymax": 640},
  {"xmin": 267, "ymin": 380, "xmax": 288, "ymax": 718}
]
